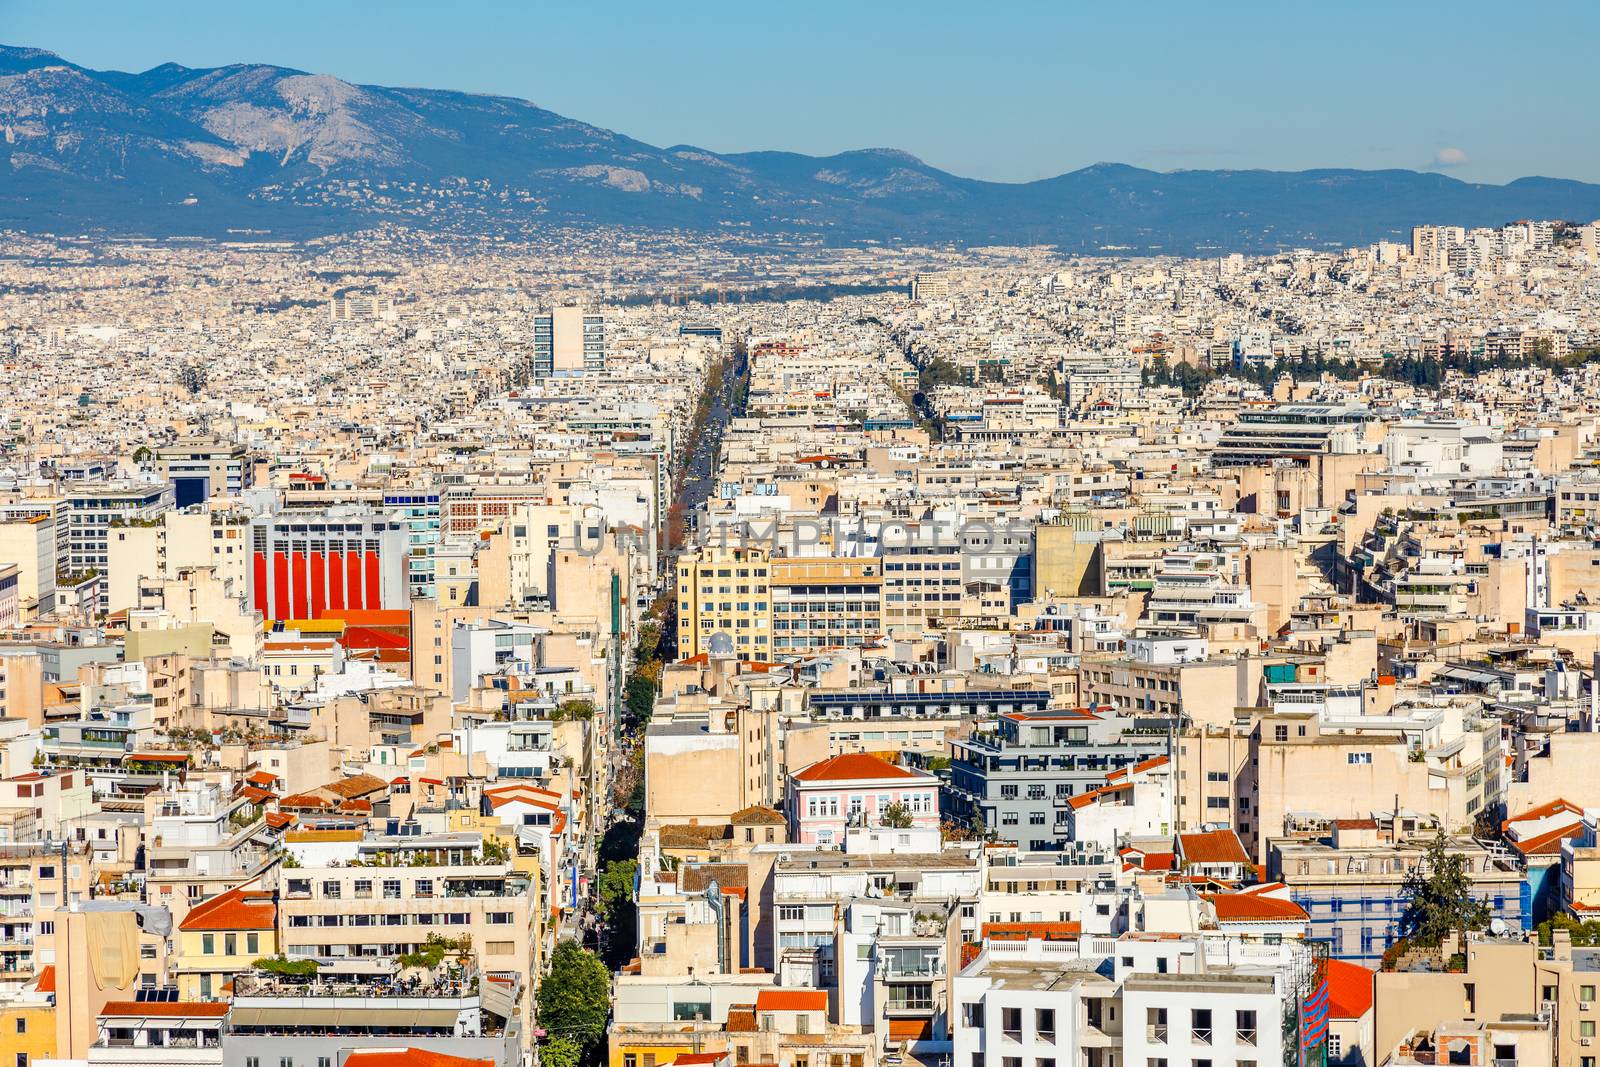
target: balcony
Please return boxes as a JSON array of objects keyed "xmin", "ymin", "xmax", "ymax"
[{"xmin": 1147, "ymin": 1026, "xmax": 1168, "ymax": 1044}]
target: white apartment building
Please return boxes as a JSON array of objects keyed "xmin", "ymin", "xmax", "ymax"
[{"xmin": 956, "ymin": 935, "xmax": 1309, "ymax": 1067}]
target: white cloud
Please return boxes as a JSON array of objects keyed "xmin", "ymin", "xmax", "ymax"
[{"xmin": 1431, "ymin": 146, "xmax": 1468, "ymax": 168}]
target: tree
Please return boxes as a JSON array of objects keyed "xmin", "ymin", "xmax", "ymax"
[
  {"xmin": 536, "ymin": 941, "xmax": 611, "ymax": 1056},
  {"xmin": 1537, "ymin": 913, "xmax": 1600, "ymax": 947},
  {"xmin": 1398, "ymin": 831, "xmax": 1490, "ymax": 952},
  {"xmin": 541, "ymin": 1036, "xmax": 584, "ymax": 1067},
  {"xmin": 880, "ymin": 803, "xmax": 914, "ymax": 829},
  {"xmin": 554, "ymin": 698, "xmax": 597, "ymax": 722},
  {"xmin": 597, "ymin": 859, "xmax": 637, "ymax": 922}
]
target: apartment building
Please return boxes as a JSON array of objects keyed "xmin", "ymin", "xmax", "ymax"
[
  {"xmin": 947, "ymin": 708, "xmax": 1170, "ymax": 850},
  {"xmin": 152, "ymin": 439, "xmax": 253, "ymax": 506},
  {"xmin": 1270, "ymin": 820, "xmax": 1524, "ymax": 966},
  {"xmin": 277, "ymin": 828, "xmax": 538, "ymax": 1019},
  {"xmin": 955, "ymin": 935, "xmax": 1306, "ymax": 1067}
]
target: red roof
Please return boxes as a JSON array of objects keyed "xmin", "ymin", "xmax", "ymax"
[
  {"xmin": 1205, "ymin": 892, "xmax": 1308, "ymax": 923},
  {"xmin": 1178, "ymin": 828, "xmax": 1251, "ymax": 865},
  {"xmin": 180, "ymin": 885, "xmax": 276, "ymax": 932},
  {"xmin": 793, "ymin": 753, "xmax": 921, "ymax": 783},
  {"xmin": 344, "ymin": 1051, "xmax": 492, "ymax": 1067},
  {"xmin": 754, "ymin": 989, "xmax": 828, "ymax": 1012},
  {"xmin": 1504, "ymin": 798, "xmax": 1584, "ymax": 830},
  {"xmin": 1326, "ymin": 959, "xmax": 1376, "ymax": 1019},
  {"xmin": 1511, "ymin": 822, "xmax": 1584, "ymax": 857},
  {"xmin": 101, "ymin": 1001, "xmax": 230, "ymax": 1018},
  {"xmin": 319, "ymin": 609, "xmax": 412, "ymax": 627},
  {"xmin": 1120, "ymin": 847, "xmax": 1176, "ymax": 872},
  {"xmin": 982, "ymin": 921, "xmax": 1081, "ymax": 941}
]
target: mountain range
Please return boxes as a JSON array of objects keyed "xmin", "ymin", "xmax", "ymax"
[{"xmin": 5, "ymin": 42, "xmax": 1600, "ymax": 253}]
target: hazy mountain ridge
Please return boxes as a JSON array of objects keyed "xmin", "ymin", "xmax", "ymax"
[{"xmin": 4, "ymin": 43, "xmax": 1600, "ymax": 251}]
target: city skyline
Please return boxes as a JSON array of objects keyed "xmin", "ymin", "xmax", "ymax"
[{"xmin": 5, "ymin": 0, "xmax": 1599, "ymax": 185}]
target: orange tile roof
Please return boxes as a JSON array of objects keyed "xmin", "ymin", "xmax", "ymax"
[
  {"xmin": 1509, "ymin": 822, "xmax": 1583, "ymax": 857},
  {"xmin": 180, "ymin": 885, "xmax": 276, "ymax": 932},
  {"xmin": 982, "ymin": 921, "xmax": 1081, "ymax": 941},
  {"xmin": 1069, "ymin": 780, "xmax": 1132, "ymax": 809},
  {"xmin": 793, "ymin": 752, "xmax": 920, "ymax": 783},
  {"xmin": 1205, "ymin": 892, "xmax": 1308, "ymax": 923},
  {"xmin": 1326, "ymin": 959, "xmax": 1376, "ymax": 1019},
  {"xmin": 754, "ymin": 989, "xmax": 828, "ymax": 1012},
  {"xmin": 1178, "ymin": 828, "xmax": 1251, "ymax": 865},
  {"xmin": 1504, "ymin": 798, "xmax": 1583, "ymax": 830}
]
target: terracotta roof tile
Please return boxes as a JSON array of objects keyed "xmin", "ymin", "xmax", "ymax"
[{"xmin": 793, "ymin": 753, "xmax": 922, "ymax": 782}]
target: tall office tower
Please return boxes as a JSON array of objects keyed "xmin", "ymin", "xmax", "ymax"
[
  {"xmin": 532, "ymin": 304, "xmax": 605, "ymax": 378},
  {"xmin": 249, "ymin": 508, "xmax": 408, "ymax": 621},
  {"xmin": 1583, "ymin": 221, "xmax": 1600, "ymax": 264}
]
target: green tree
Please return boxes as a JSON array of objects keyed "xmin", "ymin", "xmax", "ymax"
[
  {"xmin": 554, "ymin": 698, "xmax": 597, "ymax": 722},
  {"xmin": 879, "ymin": 803, "xmax": 914, "ymax": 829},
  {"xmin": 536, "ymin": 941, "xmax": 611, "ymax": 1056},
  {"xmin": 597, "ymin": 859, "xmax": 637, "ymax": 922},
  {"xmin": 1398, "ymin": 832, "xmax": 1491, "ymax": 950},
  {"xmin": 625, "ymin": 671, "xmax": 658, "ymax": 726},
  {"xmin": 1537, "ymin": 913, "xmax": 1600, "ymax": 947},
  {"xmin": 541, "ymin": 1036, "xmax": 584, "ymax": 1067}
]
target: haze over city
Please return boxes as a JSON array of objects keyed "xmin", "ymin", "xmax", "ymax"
[{"xmin": 3, "ymin": 9, "xmax": 1600, "ymax": 1067}]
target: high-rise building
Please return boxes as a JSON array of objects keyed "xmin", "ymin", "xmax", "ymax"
[{"xmin": 532, "ymin": 304, "xmax": 605, "ymax": 377}]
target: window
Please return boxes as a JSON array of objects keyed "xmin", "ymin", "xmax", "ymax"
[
  {"xmin": 1036, "ymin": 1008, "xmax": 1055, "ymax": 1039},
  {"xmin": 1582, "ymin": 1021, "xmax": 1596, "ymax": 1039},
  {"xmin": 1274, "ymin": 724, "xmax": 1288, "ymax": 742},
  {"xmin": 964, "ymin": 1003, "xmax": 985, "ymax": 1028},
  {"xmin": 486, "ymin": 941, "xmax": 514, "ymax": 954},
  {"xmin": 1347, "ymin": 752, "xmax": 1372, "ymax": 765},
  {"xmin": 625, "ymin": 1057, "xmax": 637, "ymax": 1067},
  {"xmin": 247, "ymin": 1060, "xmax": 260, "ymax": 1067},
  {"xmin": 779, "ymin": 905, "xmax": 804, "ymax": 922},
  {"xmin": 202, "ymin": 933, "xmax": 215, "ymax": 954},
  {"xmin": 1147, "ymin": 1007, "xmax": 1168, "ymax": 1043},
  {"xmin": 319, "ymin": 1059, "xmax": 332, "ymax": 1067},
  {"xmin": 1584, "ymin": 985, "xmax": 1597, "ymax": 1002},
  {"xmin": 384, "ymin": 879, "xmax": 402, "ymax": 899},
  {"xmin": 247, "ymin": 932, "xmax": 259, "ymax": 953},
  {"xmin": 13, "ymin": 1019, "xmax": 23, "ymax": 1034},
  {"xmin": 1191, "ymin": 1008, "xmax": 1213, "ymax": 1044},
  {"xmin": 1237, "ymin": 1009, "xmax": 1257, "ymax": 1046},
  {"xmin": 1328, "ymin": 1035, "xmax": 1343, "ymax": 1061},
  {"xmin": 1001, "ymin": 1007, "xmax": 1022, "ymax": 1038}
]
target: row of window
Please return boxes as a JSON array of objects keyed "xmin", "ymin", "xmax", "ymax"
[{"xmin": 286, "ymin": 910, "xmax": 514, "ymax": 927}]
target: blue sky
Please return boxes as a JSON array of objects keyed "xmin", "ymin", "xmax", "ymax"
[{"xmin": 4, "ymin": 0, "xmax": 1595, "ymax": 184}]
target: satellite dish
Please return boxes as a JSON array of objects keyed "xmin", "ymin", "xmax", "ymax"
[
  {"xmin": 707, "ymin": 631, "xmax": 735, "ymax": 656},
  {"xmin": 1489, "ymin": 918, "xmax": 1508, "ymax": 936}
]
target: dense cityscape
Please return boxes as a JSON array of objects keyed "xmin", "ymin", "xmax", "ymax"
[{"xmin": 1, "ymin": 209, "xmax": 1600, "ymax": 1067}]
